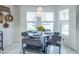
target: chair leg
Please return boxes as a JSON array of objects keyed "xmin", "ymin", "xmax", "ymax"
[
  {"xmin": 1, "ymin": 42, "xmax": 4, "ymax": 51},
  {"xmin": 45, "ymin": 45, "xmax": 48, "ymax": 54},
  {"xmin": 59, "ymin": 46, "xmax": 61, "ymax": 54},
  {"xmin": 40, "ymin": 48, "xmax": 43, "ymax": 54},
  {"xmin": 22, "ymin": 43, "xmax": 25, "ymax": 54},
  {"xmin": 1, "ymin": 47, "xmax": 4, "ymax": 50},
  {"xmin": 23, "ymin": 49, "xmax": 25, "ymax": 54}
]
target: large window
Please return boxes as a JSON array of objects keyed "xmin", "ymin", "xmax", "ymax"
[
  {"xmin": 59, "ymin": 9, "xmax": 69, "ymax": 35},
  {"xmin": 26, "ymin": 12, "xmax": 36, "ymax": 31},
  {"xmin": 41, "ymin": 12, "xmax": 54, "ymax": 32},
  {"xmin": 26, "ymin": 12, "xmax": 54, "ymax": 32}
]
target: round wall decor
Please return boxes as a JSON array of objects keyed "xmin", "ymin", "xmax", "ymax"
[
  {"xmin": 5, "ymin": 14, "xmax": 13, "ymax": 22},
  {"xmin": 0, "ymin": 12, "xmax": 3, "ymax": 23},
  {"xmin": 3, "ymin": 22, "xmax": 9, "ymax": 28}
]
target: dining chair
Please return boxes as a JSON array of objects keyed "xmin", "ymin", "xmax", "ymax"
[
  {"xmin": 21, "ymin": 31, "xmax": 28, "ymax": 37},
  {"xmin": 22, "ymin": 38, "xmax": 43, "ymax": 54},
  {"xmin": 54, "ymin": 32, "xmax": 60, "ymax": 36},
  {"xmin": 46, "ymin": 35, "xmax": 61, "ymax": 54}
]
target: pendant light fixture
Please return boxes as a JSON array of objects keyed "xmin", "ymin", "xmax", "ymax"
[
  {"xmin": 36, "ymin": 7, "xmax": 44, "ymax": 28},
  {"xmin": 36, "ymin": 7, "xmax": 44, "ymax": 17}
]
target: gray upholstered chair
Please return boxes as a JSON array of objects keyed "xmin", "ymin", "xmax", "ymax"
[
  {"xmin": 21, "ymin": 31, "xmax": 28, "ymax": 37},
  {"xmin": 46, "ymin": 35, "xmax": 61, "ymax": 54},
  {"xmin": 22, "ymin": 31, "xmax": 34, "ymax": 39},
  {"xmin": 22, "ymin": 38, "xmax": 42, "ymax": 54},
  {"xmin": 54, "ymin": 32, "xmax": 60, "ymax": 36}
]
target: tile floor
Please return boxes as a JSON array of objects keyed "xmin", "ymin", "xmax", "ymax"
[{"xmin": 0, "ymin": 42, "xmax": 78, "ymax": 54}]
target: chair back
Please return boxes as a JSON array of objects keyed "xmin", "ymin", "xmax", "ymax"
[
  {"xmin": 22, "ymin": 38, "xmax": 42, "ymax": 47},
  {"xmin": 22, "ymin": 31, "xmax": 28, "ymax": 37},
  {"xmin": 51, "ymin": 35, "xmax": 61, "ymax": 46},
  {"xmin": 52, "ymin": 35, "xmax": 61, "ymax": 41},
  {"xmin": 54, "ymin": 32, "xmax": 60, "ymax": 36}
]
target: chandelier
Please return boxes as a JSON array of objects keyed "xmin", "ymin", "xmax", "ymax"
[
  {"xmin": 36, "ymin": 7, "xmax": 44, "ymax": 18},
  {"xmin": 0, "ymin": 5, "xmax": 13, "ymax": 28}
]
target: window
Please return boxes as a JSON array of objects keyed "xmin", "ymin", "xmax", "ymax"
[
  {"xmin": 26, "ymin": 12, "xmax": 36, "ymax": 31},
  {"xmin": 41, "ymin": 12, "xmax": 54, "ymax": 21},
  {"xmin": 59, "ymin": 9, "xmax": 69, "ymax": 35},
  {"xmin": 59, "ymin": 9, "xmax": 69, "ymax": 21},
  {"xmin": 42, "ymin": 23, "xmax": 53, "ymax": 32},
  {"xmin": 61, "ymin": 22, "xmax": 69, "ymax": 35},
  {"xmin": 27, "ymin": 12, "xmax": 36, "ymax": 21},
  {"xmin": 41, "ymin": 12, "xmax": 54, "ymax": 32},
  {"xmin": 27, "ymin": 23, "xmax": 35, "ymax": 31},
  {"xmin": 26, "ymin": 11, "xmax": 54, "ymax": 32}
]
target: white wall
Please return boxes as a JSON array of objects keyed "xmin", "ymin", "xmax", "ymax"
[
  {"xmin": 12, "ymin": 5, "xmax": 21, "ymax": 43},
  {"xmin": 0, "ymin": 5, "xmax": 21, "ymax": 48},
  {"xmin": 0, "ymin": 5, "xmax": 15, "ymax": 47},
  {"xmin": 76, "ymin": 5, "xmax": 79, "ymax": 51}
]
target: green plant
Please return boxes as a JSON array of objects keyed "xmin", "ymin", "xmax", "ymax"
[{"xmin": 37, "ymin": 26, "xmax": 45, "ymax": 31}]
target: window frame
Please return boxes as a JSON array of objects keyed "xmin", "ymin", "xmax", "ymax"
[{"xmin": 59, "ymin": 9, "xmax": 69, "ymax": 36}]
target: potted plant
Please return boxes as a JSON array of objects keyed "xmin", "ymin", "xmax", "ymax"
[{"xmin": 37, "ymin": 25, "xmax": 45, "ymax": 31}]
